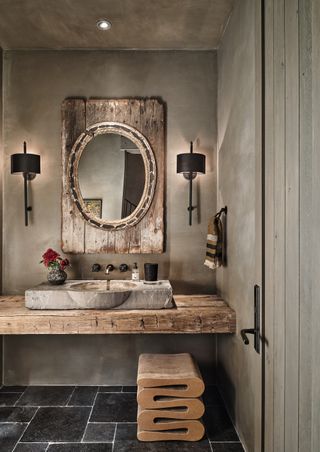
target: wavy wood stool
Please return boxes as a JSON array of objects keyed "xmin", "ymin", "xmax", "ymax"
[
  {"xmin": 137, "ymin": 353, "xmax": 205, "ymax": 442},
  {"xmin": 137, "ymin": 389, "xmax": 205, "ymax": 413},
  {"xmin": 137, "ymin": 420, "xmax": 205, "ymax": 442},
  {"xmin": 138, "ymin": 404, "xmax": 205, "ymax": 425}
]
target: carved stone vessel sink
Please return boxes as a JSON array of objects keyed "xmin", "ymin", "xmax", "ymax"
[
  {"xmin": 69, "ymin": 280, "xmax": 138, "ymax": 292},
  {"xmin": 25, "ymin": 280, "xmax": 174, "ymax": 310}
]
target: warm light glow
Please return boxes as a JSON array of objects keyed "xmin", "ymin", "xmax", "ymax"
[
  {"xmin": 183, "ymin": 172, "xmax": 197, "ymax": 180},
  {"xmin": 96, "ymin": 19, "xmax": 112, "ymax": 30}
]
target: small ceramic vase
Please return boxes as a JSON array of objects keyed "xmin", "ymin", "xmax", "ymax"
[{"xmin": 47, "ymin": 269, "xmax": 67, "ymax": 285}]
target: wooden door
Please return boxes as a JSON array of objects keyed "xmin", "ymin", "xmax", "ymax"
[
  {"xmin": 264, "ymin": 0, "xmax": 320, "ymax": 451},
  {"xmin": 216, "ymin": 1, "xmax": 263, "ymax": 450}
]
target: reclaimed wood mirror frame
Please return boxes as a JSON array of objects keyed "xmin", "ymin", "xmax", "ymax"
[{"xmin": 62, "ymin": 98, "xmax": 164, "ymax": 254}]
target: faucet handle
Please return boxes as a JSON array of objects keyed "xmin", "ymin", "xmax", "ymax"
[
  {"xmin": 91, "ymin": 263, "xmax": 102, "ymax": 272},
  {"xmin": 119, "ymin": 263, "xmax": 128, "ymax": 273}
]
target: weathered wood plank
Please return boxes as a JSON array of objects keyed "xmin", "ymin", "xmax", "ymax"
[
  {"xmin": 140, "ymin": 99, "xmax": 165, "ymax": 253},
  {"xmin": 264, "ymin": 0, "xmax": 275, "ymax": 450},
  {"xmin": 298, "ymin": 1, "xmax": 313, "ymax": 451},
  {"xmin": 61, "ymin": 99, "xmax": 86, "ymax": 253},
  {"xmin": 284, "ymin": 2, "xmax": 300, "ymax": 451},
  {"xmin": 272, "ymin": 2, "xmax": 286, "ymax": 451},
  {"xmin": 311, "ymin": 2, "xmax": 320, "ymax": 451},
  {"xmin": 253, "ymin": 0, "xmax": 263, "ymax": 448},
  {"xmin": 0, "ymin": 295, "xmax": 236, "ymax": 335}
]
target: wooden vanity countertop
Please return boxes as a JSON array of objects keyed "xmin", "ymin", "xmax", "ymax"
[{"xmin": 0, "ymin": 294, "xmax": 236, "ymax": 335}]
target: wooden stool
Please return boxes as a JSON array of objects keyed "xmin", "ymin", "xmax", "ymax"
[
  {"xmin": 137, "ymin": 353, "xmax": 205, "ymax": 442},
  {"xmin": 137, "ymin": 421, "xmax": 205, "ymax": 442}
]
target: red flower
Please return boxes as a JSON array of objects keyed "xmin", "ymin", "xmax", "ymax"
[
  {"xmin": 40, "ymin": 248, "xmax": 70, "ymax": 271},
  {"xmin": 41, "ymin": 248, "xmax": 61, "ymax": 268},
  {"xmin": 60, "ymin": 259, "xmax": 70, "ymax": 270}
]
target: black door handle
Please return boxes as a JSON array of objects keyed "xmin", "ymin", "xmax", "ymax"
[
  {"xmin": 240, "ymin": 285, "xmax": 260, "ymax": 353},
  {"xmin": 240, "ymin": 328, "xmax": 255, "ymax": 345}
]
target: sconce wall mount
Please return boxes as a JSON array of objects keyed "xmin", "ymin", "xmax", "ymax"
[
  {"xmin": 177, "ymin": 142, "xmax": 206, "ymax": 226},
  {"xmin": 11, "ymin": 141, "xmax": 41, "ymax": 226}
]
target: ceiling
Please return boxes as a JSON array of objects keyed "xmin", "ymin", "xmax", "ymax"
[{"xmin": 0, "ymin": 0, "xmax": 235, "ymax": 50}]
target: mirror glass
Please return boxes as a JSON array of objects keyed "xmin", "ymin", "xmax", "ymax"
[{"xmin": 78, "ymin": 133, "xmax": 145, "ymax": 221}]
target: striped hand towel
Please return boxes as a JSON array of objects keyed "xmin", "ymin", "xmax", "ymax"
[{"xmin": 204, "ymin": 215, "xmax": 223, "ymax": 270}]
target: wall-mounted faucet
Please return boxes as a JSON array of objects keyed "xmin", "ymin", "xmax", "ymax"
[
  {"xmin": 105, "ymin": 264, "xmax": 114, "ymax": 275},
  {"xmin": 92, "ymin": 263, "xmax": 128, "ymax": 276}
]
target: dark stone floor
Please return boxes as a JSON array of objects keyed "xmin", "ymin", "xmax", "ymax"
[{"xmin": 0, "ymin": 385, "xmax": 244, "ymax": 451}]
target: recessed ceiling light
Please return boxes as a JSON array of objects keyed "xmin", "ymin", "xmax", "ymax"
[{"xmin": 96, "ymin": 19, "xmax": 112, "ymax": 31}]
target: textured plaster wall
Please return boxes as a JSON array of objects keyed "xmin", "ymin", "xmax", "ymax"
[
  {"xmin": 2, "ymin": 50, "xmax": 217, "ymax": 384},
  {"xmin": 216, "ymin": 1, "xmax": 258, "ymax": 451}
]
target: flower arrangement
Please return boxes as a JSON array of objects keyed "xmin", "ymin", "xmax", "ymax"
[{"xmin": 40, "ymin": 248, "xmax": 70, "ymax": 271}]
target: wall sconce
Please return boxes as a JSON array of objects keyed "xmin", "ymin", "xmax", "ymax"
[
  {"xmin": 11, "ymin": 141, "xmax": 41, "ymax": 226},
  {"xmin": 177, "ymin": 142, "xmax": 206, "ymax": 226}
]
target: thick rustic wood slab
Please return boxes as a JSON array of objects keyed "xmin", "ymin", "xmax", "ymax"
[
  {"xmin": 137, "ymin": 353, "xmax": 205, "ymax": 396},
  {"xmin": 0, "ymin": 295, "xmax": 236, "ymax": 335},
  {"xmin": 137, "ymin": 421, "xmax": 205, "ymax": 442}
]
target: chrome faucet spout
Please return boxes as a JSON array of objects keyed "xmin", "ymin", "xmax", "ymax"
[{"xmin": 105, "ymin": 264, "xmax": 114, "ymax": 275}]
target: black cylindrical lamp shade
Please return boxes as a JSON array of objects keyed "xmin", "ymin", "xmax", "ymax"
[
  {"xmin": 11, "ymin": 153, "xmax": 41, "ymax": 175},
  {"xmin": 177, "ymin": 153, "xmax": 206, "ymax": 175}
]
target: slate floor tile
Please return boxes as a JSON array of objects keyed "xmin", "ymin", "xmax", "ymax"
[
  {"xmin": 98, "ymin": 386, "xmax": 122, "ymax": 393},
  {"xmin": 0, "ymin": 385, "xmax": 245, "ymax": 452},
  {"xmin": 21, "ymin": 407, "xmax": 90, "ymax": 442},
  {"xmin": 114, "ymin": 423, "xmax": 137, "ymax": 441},
  {"xmin": 90, "ymin": 393, "xmax": 137, "ymax": 422},
  {"xmin": 68, "ymin": 387, "xmax": 98, "ymax": 406},
  {"xmin": 0, "ymin": 392, "xmax": 22, "ymax": 406},
  {"xmin": 47, "ymin": 444, "xmax": 112, "ymax": 451},
  {"xmin": 83, "ymin": 422, "xmax": 116, "ymax": 442},
  {"xmin": 122, "ymin": 386, "xmax": 137, "ymax": 393},
  {"xmin": 113, "ymin": 441, "xmax": 211, "ymax": 452},
  {"xmin": 114, "ymin": 423, "xmax": 211, "ymax": 451},
  {"xmin": 0, "ymin": 386, "xmax": 26, "ymax": 393},
  {"xmin": 203, "ymin": 385, "xmax": 224, "ymax": 406},
  {"xmin": 0, "ymin": 406, "xmax": 37, "ymax": 422},
  {"xmin": 204, "ymin": 405, "xmax": 239, "ymax": 442},
  {"xmin": 0, "ymin": 422, "xmax": 27, "ymax": 451},
  {"xmin": 210, "ymin": 443, "xmax": 244, "ymax": 452},
  {"xmin": 17, "ymin": 386, "xmax": 74, "ymax": 407},
  {"xmin": 14, "ymin": 442, "xmax": 48, "ymax": 452}
]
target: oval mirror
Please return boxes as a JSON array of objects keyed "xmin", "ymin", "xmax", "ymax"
[{"xmin": 68, "ymin": 122, "xmax": 156, "ymax": 230}]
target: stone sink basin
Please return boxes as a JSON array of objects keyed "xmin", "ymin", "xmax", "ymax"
[
  {"xmin": 69, "ymin": 280, "xmax": 137, "ymax": 292},
  {"xmin": 25, "ymin": 280, "xmax": 174, "ymax": 310}
]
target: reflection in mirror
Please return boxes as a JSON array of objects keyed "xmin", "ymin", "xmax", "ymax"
[{"xmin": 78, "ymin": 133, "xmax": 145, "ymax": 221}]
